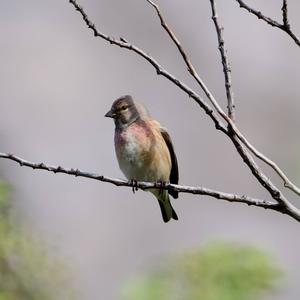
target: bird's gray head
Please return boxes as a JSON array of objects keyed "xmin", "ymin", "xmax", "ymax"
[{"xmin": 105, "ymin": 95, "xmax": 149, "ymax": 129}]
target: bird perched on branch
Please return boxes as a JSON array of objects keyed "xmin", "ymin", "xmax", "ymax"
[{"xmin": 105, "ymin": 95, "xmax": 179, "ymax": 222}]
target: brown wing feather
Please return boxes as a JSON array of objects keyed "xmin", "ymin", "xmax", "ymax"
[{"xmin": 160, "ymin": 128, "xmax": 179, "ymax": 199}]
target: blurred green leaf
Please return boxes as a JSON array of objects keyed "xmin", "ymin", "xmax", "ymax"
[
  {"xmin": 122, "ymin": 242, "xmax": 282, "ymax": 300},
  {"xmin": 0, "ymin": 180, "xmax": 75, "ymax": 300}
]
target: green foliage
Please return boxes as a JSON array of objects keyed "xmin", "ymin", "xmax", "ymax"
[
  {"xmin": 0, "ymin": 181, "xmax": 75, "ymax": 300},
  {"xmin": 122, "ymin": 243, "xmax": 281, "ymax": 300}
]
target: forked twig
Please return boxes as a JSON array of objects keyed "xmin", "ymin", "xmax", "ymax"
[{"xmin": 236, "ymin": 0, "xmax": 300, "ymax": 47}]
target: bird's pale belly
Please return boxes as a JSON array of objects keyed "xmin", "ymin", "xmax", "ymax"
[
  {"xmin": 114, "ymin": 125, "xmax": 170, "ymax": 182},
  {"xmin": 119, "ymin": 142, "xmax": 148, "ymax": 179}
]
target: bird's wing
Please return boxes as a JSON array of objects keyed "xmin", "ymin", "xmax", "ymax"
[{"xmin": 160, "ymin": 127, "xmax": 179, "ymax": 199}]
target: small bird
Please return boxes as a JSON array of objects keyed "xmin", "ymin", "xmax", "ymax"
[{"xmin": 105, "ymin": 95, "xmax": 179, "ymax": 222}]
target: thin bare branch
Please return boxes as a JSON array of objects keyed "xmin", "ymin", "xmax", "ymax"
[
  {"xmin": 145, "ymin": 0, "xmax": 195, "ymax": 76},
  {"xmin": 236, "ymin": 0, "xmax": 300, "ymax": 47},
  {"xmin": 144, "ymin": 0, "xmax": 300, "ymax": 195},
  {"xmin": 229, "ymin": 134, "xmax": 282, "ymax": 205},
  {"xmin": 229, "ymin": 121, "xmax": 300, "ymax": 196},
  {"xmin": 145, "ymin": 0, "xmax": 231, "ymax": 115},
  {"xmin": 209, "ymin": 0, "xmax": 235, "ymax": 121},
  {"xmin": 282, "ymin": 0, "xmax": 289, "ymax": 28},
  {"xmin": 68, "ymin": 0, "xmax": 227, "ymax": 134},
  {"xmin": 145, "ymin": 0, "xmax": 231, "ymax": 120},
  {"xmin": 236, "ymin": 0, "xmax": 281, "ymax": 27},
  {"xmin": 230, "ymin": 135, "xmax": 300, "ymax": 223},
  {"xmin": 2, "ymin": 152, "xmax": 300, "ymax": 222},
  {"xmin": 144, "ymin": 1, "xmax": 231, "ymax": 124},
  {"xmin": 68, "ymin": 0, "xmax": 300, "ymax": 199},
  {"xmin": 280, "ymin": 0, "xmax": 300, "ymax": 47}
]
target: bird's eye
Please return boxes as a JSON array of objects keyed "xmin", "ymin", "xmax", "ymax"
[{"xmin": 121, "ymin": 105, "xmax": 128, "ymax": 111}]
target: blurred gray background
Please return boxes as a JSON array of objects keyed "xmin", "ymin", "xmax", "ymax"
[{"xmin": 0, "ymin": 0, "xmax": 300, "ymax": 299}]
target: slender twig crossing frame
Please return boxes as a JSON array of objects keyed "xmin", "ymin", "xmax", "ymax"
[
  {"xmin": 2, "ymin": 151, "xmax": 300, "ymax": 222},
  {"xmin": 209, "ymin": 0, "xmax": 235, "ymax": 121}
]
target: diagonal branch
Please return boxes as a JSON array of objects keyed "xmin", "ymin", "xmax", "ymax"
[
  {"xmin": 144, "ymin": 0, "xmax": 300, "ymax": 196},
  {"xmin": 209, "ymin": 0, "xmax": 235, "ymax": 121},
  {"xmin": 68, "ymin": 0, "xmax": 227, "ymax": 135},
  {"xmin": 145, "ymin": 0, "xmax": 237, "ymax": 119},
  {"xmin": 145, "ymin": 0, "xmax": 235, "ymax": 122},
  {"xmin": 236, "ymin": 0, "xmax": 300, "ymax": 47},
  {"xmin": 145, "ymin": 0, "xmax": 197, "ymax": 78},
  {"xmin": 236, "ymin": 0, "xmax": 281, "ymax": 27},
  {"xmin": 2, "ymin": 151, "xmax": 300, "ymax": 222},
  {"xmin": 228, "ymin": 135, "xmax": 300, "ymax": 223},
  {"xmin": 229, "ymin": 122, "xmax": 300, "ymax": 196}
]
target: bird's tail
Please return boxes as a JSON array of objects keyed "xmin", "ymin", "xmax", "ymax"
[{"xmin": 156, "ymin": 190, "xmax": 178, "ymax": 223}]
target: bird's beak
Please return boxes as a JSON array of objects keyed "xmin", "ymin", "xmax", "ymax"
[{"xmin": 104, "ymin": 109, "xmax": 115, "ymax": 118}]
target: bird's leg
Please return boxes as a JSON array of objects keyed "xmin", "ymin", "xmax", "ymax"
[
  {"xmin": 130, "ymin": 178, "xmax": 139, "ymax": 193},
  {"xmin": 156, "ymin": 180, "xmax": 166, "ymax": 196}
]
